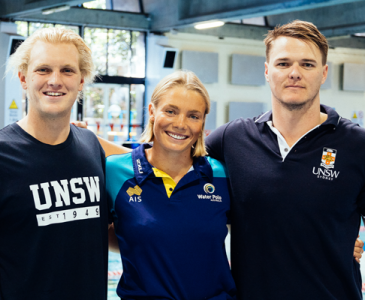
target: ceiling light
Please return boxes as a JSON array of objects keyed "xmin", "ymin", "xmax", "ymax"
[
  {"xmin": 194, "ymin": 21, "xmax": 225, "ymax": 30},
  {"xmin": 42, "ymin": 5, "xmax": 70, "ymax": 15}
]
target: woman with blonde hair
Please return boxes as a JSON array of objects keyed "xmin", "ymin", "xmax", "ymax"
[{"xmin": 104, "ymin": 70, "xmax": 236, "ymax": 299}]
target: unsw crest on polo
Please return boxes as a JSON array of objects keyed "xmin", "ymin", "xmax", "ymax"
[
  {"xmin": 321, "ymin": 147, "xmax": 336, "ymax": 169},
  {"xmin": 313, "ymin": 147, "xmax": 340, "ymax": 180}
]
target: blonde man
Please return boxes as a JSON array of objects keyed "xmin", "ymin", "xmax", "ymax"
[
  {"xmin": 0, "ymin": 28, "xmax": 108, "ymax": 299},
  {"xmin": 206, "ymin": 20, "xmax": 365, "ymax": 299}
]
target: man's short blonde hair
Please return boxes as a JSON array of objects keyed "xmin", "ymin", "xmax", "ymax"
[
  {"xmin": 7, "ymin": 27, "xmax": 95, "ymax": 86},
  {"xmin": 140, "ymin": 70, "xmax": 210, "ymax": 157}
]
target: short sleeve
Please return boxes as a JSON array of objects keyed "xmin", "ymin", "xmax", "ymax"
[{"xmin": 205, "ymin": 123, "xmax": 229, "ymax": 162}]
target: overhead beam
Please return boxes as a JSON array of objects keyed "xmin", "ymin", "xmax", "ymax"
[
  {"xmin": 147, "ymin": 0, "xmax": 364, "ymax": 31},
  {"xmin": 267, "ymin": 1, "xmax": 365, "ymax": 37},
  {"xmin": 143, "ymin": 0, "xmax": 180, "ymax": 32},
  {"xmin": 175, "ymin": 23, "xmax": 269, "ymax": 41},
  {"xmin": 175, "ymin": 21, "xmax": 365, "ymax": 49},
  {"xmin": 1, "ymin": 0, "xmax": 83, "ymax": 18},
  {"xmin": 13, "ymin": 7, "xmax": 150, "ymax": 31},
  {"xmin": 178, "ymin": 0, "xmax": 364, "ymax": 26},
  {"xmin": 321, "ymin": 24, "xmax": 365, "ymax": 38},
  {"xmin": 328, "ymin": 36, "xmax": 365, "ymax": 49}
]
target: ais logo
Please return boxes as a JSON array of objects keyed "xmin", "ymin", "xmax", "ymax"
[{"xmin": 127, "ymin": 185, "xmax": 142, "ymax": 202}]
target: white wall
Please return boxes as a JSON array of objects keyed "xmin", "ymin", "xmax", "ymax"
[
  {"xmin": 322, "ymin": 48, "xmax": 365, "ymax": 120},
  {"xmin": 0, "ymin": 23, "xmax": 24, "ymax": 129},
  {"xmin": 0, "ymin": 32, "xmax": 9, "ymax": 128},
  {"xmin": 163, "ymin": 32, "xmax": 365, "ymax": 127}
]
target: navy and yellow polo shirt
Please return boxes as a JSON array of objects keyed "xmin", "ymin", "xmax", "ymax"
[{"xmin": 106, "ymin": 143, "xmax": 236, "ymax": 300}]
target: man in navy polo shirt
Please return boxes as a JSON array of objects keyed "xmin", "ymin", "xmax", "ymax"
[{"xmin": 206, "ymin": 20, "xmax": 365, "ymax": 299}]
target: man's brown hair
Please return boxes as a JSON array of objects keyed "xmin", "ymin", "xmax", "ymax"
[{"xmin": 264, "ymin": 20, "xmax": 328, "ymax": 65}]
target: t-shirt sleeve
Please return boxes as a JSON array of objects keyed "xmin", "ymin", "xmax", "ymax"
[
  {"xmin": 99, "ymin": 143, "xmax": 114, "ymax": 224},
  {"xmin": 205, "ymin": 123, "xmax": 229, "ymax": 162}
]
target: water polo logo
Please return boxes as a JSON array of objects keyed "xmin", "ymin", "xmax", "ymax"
[{"xmin": 204, "ymin": 183, "xmax": 215, "ymax": 194}]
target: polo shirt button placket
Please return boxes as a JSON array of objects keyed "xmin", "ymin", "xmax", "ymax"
[{"xmin": 169, "ymin": 187, "xmax": 174, "ymax": 199}]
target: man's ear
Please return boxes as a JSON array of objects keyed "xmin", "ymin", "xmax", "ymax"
[
  {"xmin": 264, "ymin": 62, "xmax": 269, "ymax": 82},
  {"xmin": 78, "ymin": 77, "xmax": 85, "ymax": 91},
  {"xmin": 18, "ymin": 71, "xmax": 27, "ymax": 90},
  {"xmin": 321, "ymin": 64, "xmax": 328, "ymax": 85}
]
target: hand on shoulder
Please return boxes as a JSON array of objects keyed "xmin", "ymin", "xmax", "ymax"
[
  {"xmin": 71, "ymin": 121, "xmax": 88, "ymax": 129},
  {"xmin": 71, "ymin": 121, "xmax": 131, "ymax": 157}
]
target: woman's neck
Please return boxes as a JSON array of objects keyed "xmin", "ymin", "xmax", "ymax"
[{"xmin": 145, "ymin": 145, "xmax": 193, "ymax": 184}]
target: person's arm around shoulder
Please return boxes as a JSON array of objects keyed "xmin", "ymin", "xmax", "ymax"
[
  {"xmin": 72, "ymin": 121, "xmax": 131, "ymax": 157},
  {"xmin": 98, "ymin": 137, "xmax": 130, "ymax": 157}
]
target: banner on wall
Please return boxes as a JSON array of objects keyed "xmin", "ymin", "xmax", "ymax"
[{"xmin": 4, "ymin": 36, "xmax": 25, "ymax": 127}]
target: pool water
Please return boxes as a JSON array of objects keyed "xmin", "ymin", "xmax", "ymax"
[{"xmin": 108, "ymin": 252, "xmax": 123, "ymax": 300}]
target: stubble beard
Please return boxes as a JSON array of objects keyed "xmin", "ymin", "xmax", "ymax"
[{"xmin": 276, "ymin": 90, "xmax": 319, "ymax": 112}]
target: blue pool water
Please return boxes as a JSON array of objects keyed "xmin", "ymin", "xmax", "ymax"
[{"xmin": 108, "ymin": 252, "xmax": 122, "ymax": 300}]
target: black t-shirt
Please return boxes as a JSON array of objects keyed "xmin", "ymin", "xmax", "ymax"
[{"xmin": 0, "ymin": 123, "xmax": 108, "ymax": 300}]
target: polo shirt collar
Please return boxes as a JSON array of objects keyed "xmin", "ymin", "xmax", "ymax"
[
  {"xmin": 132, "ymin": 143, "xmax": 155, "ymax": 185},
  {"xmin": 254, "ymin": 111, "xmax": 272, "ymax": 123},
  {"xmin": 320, "ymin": 104, "xmax": 341, "ymax": 128},
  {"xmin": 132, "ymin": 143, "xmax": 213, "ymax": 185},
  {"xmin": 193, "ymin": 156, "xmax": 213, "ymax": 182},
  {"xmin": 254, "ymin": 105, "xmax": 341, "ymax": 128}
]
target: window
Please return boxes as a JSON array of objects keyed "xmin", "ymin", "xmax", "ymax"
[
  {"xmin": 84, "ymin": 28, "xmax": 108, "ymax": 74},
  {"xmin": 84, "ymin": 27, "xmax": 145, "ymax": 77},
  {"xmin": 15, "ymin": 21, "xmax": 28, "ymax": 37},
  {"xmin": 229, "ymin": 17, "xmax": 267, "ymax": 26},
  {"xmin": 83, "ymin": 83, "xmax": 144, "ymax": 142},
  {"xmin": 83, "ymin": 26, "xmax": 146, "ymax": 142},
  {"xmin": 83, "ymin": 0, "xmax": 142, "ymax": 13},
  {"xmin": 83, "ymin": 0, "xmax": 106, "ymax": 9}
]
